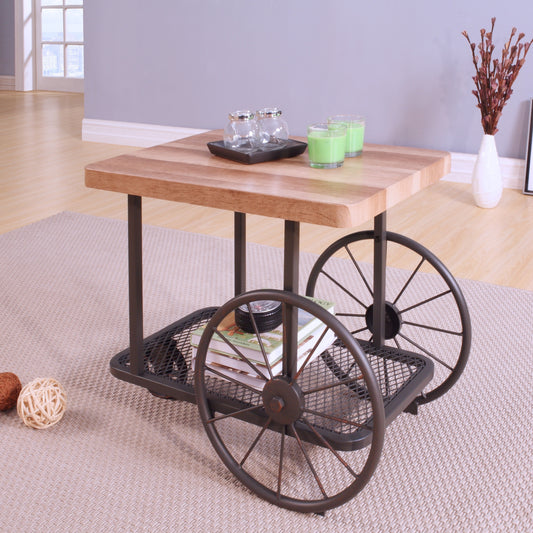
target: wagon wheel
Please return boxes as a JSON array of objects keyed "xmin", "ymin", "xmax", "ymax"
[
  {"xmin": 194, "ymin": 289, "xmax": 385, "ymax": 514},
  {"xmin": 306, "ymin": 231, "xmax": 471, "ymax": 406}
]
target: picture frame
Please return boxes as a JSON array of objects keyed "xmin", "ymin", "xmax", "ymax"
[{"xmin": 524, "ymin": 98, "xmax": 533, "ymax": 195}]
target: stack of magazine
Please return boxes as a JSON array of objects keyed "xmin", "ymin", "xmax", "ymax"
[{"xmin": 190, "ymin": 297, "xmax": 336, "ymax": 391}]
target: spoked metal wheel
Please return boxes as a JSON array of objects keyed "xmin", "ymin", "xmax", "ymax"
[
  {"xmin": 194, "ymin": 289, "xmax": 385, "ymax": 514},
  {"xmin": 306, "ymin": 231, "xmax": 471, "ymax": 405}
]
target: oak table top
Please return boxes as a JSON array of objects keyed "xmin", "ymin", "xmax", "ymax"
[{"xmin": 85, "ymin": 130, "xmax": 451, "ymax": 229}]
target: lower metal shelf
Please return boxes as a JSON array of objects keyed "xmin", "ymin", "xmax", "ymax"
[{"xmin": 110, "ymin": 307, "xmax": 434, "ymax": 451}]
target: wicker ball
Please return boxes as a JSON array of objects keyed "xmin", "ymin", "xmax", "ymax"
[
  {"xmin": 0, "ymin": 372, "xmax": 22, "ymax": 411},
  {"xmin": 17, "ymin": 377, "xmax": 67, "ymax": 429}
]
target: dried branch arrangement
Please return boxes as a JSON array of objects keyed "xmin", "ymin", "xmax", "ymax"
[{"xmin": 462, "ymin": 18, "xmax": 533, "ymax": 135}]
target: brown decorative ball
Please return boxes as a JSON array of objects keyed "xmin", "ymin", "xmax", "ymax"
[{"xmin": 0, "ymin": 372, "xmax": 22, "ymax": 411}]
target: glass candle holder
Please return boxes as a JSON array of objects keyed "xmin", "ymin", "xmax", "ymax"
[
  {"xmin": 307, "ymin": 123, "xmax": 347, "ymax": 169},
  {"xmin": 328, "ymin": 115, "xmax": 365, "ymax": 157},
  {"xmin": 256, "ymin": 107, "xmax": 289, "ymax": 149},
  {"xmin": 224, "ymin": 110, "xmax": 259, "ymax": 152}
]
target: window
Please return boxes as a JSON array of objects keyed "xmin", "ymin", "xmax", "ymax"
[{"xmin": 36, "ymin": 0, "xmax": 84, "ymax": 92}]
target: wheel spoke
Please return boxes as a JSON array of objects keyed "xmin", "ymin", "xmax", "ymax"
[
  {"xmin": 292, "ymin": 326, "xmax": 331, "ymax": 383},
  {"xmin": 336, "ymin": 312, "xmax": 366, "ymax": 318},
  {"xmin": 402, "ymin": 320, "xmax": 463, "ymax": 336},
  {"xmin": 350, "ymin": 326, "xmax": 369, "ymax": 336},
  {"xmin": 320, "ymin": 351, "xmax": 362, "ymax": 384},
  {"xmin": 397, "ymin": 332, "xmax": 454, "ymax": 371},
  {"xmin": 346, "ymin": 361, "xmax": 358, "ymax": 374},
  {"xmin": 318, "ymin": 352, "xmax": 369, "ymax": 399},
  {"xmin": 277, "ymin": 426, "xmax": 286, "ymax": 499},
  {"xmin": 392, "ymin": 257, "xmax": 425, "ymax": 305},
  {"xmin": 345, "ymin": 244, "xmax": 373, "ymax": 297},
  {"xmin": 398, "ymin": 289, "xmax": 452, "ymax": 314},
  {"xmin": 319, "ymin": 269, "xmax": 368, "ymax": 309},
  {"xmin": 290, "ymin": 423, "xmax": 328, "ymax": 499},
  {"xmin": 303, "ymin": 407, "xmax": 369, "ymax": 429},
  {"xmin": 206, "ymin": 404, "xmax": 262, "ymax": 425},
  {"xmin": 303, "ymin": 375, "xmax": 362, "ymax": 395},
  {"xmin": 204, "ymin": 363, "xmax": 265, "ymax": 394},
  {"xmin": 245, "ymin": 303, "xmax": 275, "ymax": 379},
  {"xmin": 213, "ymin": 327, "xmax": 269, "ymax": 381},
  {"xmin": 239, "ymin": 416, "xmax": 273, "ymax": 467},
  {"xmin": 301, "ymin": 416, "xmax": 360, "ymax": 479}
]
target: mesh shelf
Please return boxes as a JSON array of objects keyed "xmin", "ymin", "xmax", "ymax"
[{"xmin": 110, "ymin": 308, "xmax": 433, "ymax": 451}]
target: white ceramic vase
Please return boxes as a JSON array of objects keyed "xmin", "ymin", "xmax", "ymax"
[{"xmin": 471, "ymin": 134, "xmax": 502, "ymax": 208}]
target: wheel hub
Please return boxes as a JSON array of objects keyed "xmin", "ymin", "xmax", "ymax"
[
  {"xmin": 365, "ymin": 302, "xmax": 402, "ymax": 339},
  {"xmin": 262, "ymin": 377, "xmax": 304, "ymax": 425}
]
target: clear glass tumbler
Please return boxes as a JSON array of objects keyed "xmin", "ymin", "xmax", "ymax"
[
  {"xmin": 224, "ymin": 110, "xmax": 260, "ymax": 152},
  {"xmin": 256, "ymin": 107, "xmax": 289, "ymax": 149}
]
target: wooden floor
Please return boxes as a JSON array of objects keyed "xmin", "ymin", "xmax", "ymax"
[{"xmin": 1, "ymin": 91, "xmax": 532, "ymax": 290}]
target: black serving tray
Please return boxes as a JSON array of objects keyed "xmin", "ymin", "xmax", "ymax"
[{"xmin": 207, "ymin": 139, "xmax": 307, "ymax": 164}]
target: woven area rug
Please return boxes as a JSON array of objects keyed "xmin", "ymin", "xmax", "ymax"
[{"xmin": 0, "ymin": 212, "xmax": 531, "ymax": 532}]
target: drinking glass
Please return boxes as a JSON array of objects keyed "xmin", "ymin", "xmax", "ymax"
[
  {"xmin": 224, "ymin": 110, "xmax": 259, "ymax": 152},
  {"xmin": 328, "ymin": 115, "xmax": 365, "ymax": 157},
  {"xmin": 307, "ymin": 123, "xmax": 347, "ymax": 168}
]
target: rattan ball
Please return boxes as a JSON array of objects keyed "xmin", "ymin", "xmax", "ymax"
[
  {"xmin": 0, "ymin": 372, "xmax": 22, "ymax": 411},
  {"xmin": 17, "ymin": 377, "xmax": 67, "ymax": 429}
]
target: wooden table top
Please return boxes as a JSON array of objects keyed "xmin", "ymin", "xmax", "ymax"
[{"xmin": 85, "ymin": 130, "xmax": 451, "ymax": 228}]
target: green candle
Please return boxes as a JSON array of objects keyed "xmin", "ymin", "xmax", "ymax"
[
  {"xmin": 328, "ymin": 115, "xmax": 365, "ymax": 157},
  {"xmin": 345, "ymin": 123, "xmax": 365, "ymax": 156},
  {"xmin": 307, "ymin": 123, "xmax": 346, "ymax": 169}
]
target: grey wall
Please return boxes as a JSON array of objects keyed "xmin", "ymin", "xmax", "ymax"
[
  {"xmin": 0, "ymin": 0, "xmax": 15, "ymax": 76},
  {"xmin": 84, "ymin": 0, "xmax": 533, "ymax": 159}
]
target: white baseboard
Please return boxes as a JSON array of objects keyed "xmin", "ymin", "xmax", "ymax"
[
  {"xmin": 82, "ymin": 118, "xmax": 208, "ymax": 147},
  {"xmin": 82, "ymin": 118, "xmax": 526, "ymax": 190},
  {"xmin": 0, "ymin": 75, "xmax": 16, "ymax": 90},
  {"xmin": 445, "ymin": 151, "xmax": 525, "ymax": 190}
]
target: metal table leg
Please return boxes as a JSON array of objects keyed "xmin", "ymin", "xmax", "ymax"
[
  {"xmin": 128, "ymin": 194, "xmax": 144, "ymax": 376},
  {"xmin": 234, "ymin": 212, "xmax": 246, "ymax": 296},
  {"xmin": 283, "ymin": 220, "xmax": 300, "ymax": 378},
  {"xmin": 372, "ymin": 212, "xmax": 387, "ymax": 348}
]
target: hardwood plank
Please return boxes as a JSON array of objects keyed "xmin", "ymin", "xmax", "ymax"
[{"xmin": 1, "ymin": 91, "xmax": 532, "ymax": 290}]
